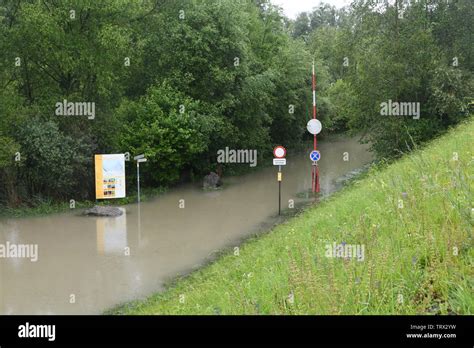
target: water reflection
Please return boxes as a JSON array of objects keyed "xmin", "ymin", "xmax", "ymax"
[{"xmin": 96, "ymin": 208, "xmax": 127, "ymax": 255}]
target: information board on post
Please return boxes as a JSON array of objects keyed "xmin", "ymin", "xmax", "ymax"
[{"xmin": 95, "ymin": 154, "xmax": 126, "ymax": 199}]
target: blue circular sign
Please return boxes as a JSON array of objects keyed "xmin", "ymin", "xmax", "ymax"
[{"xmin": 310, "ymin": 150, "xmax": 321, "ymax": 162}]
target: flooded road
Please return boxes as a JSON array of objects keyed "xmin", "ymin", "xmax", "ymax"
[{"xmin": 0, "ymin": 137, "xmax": 372, "ymax": 314}]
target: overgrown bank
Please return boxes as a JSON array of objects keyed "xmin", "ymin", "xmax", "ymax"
[
  {"xmin": 0, "ymin": 187, "xmax": 166, "ymax": 219},
  {"xmin": 109, "ymin": 118, "xmax": 473, "ymax": 315}
]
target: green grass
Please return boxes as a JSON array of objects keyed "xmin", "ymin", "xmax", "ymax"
[
  {"xmin": 0, "ymin": 187, "xmax": 166, "ymax": 219},
  {"xmin": 108, "ymin": 119, "xmax": 473, "ymax": 315}
]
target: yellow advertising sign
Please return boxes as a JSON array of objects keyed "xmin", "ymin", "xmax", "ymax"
[{"xmin": 94, "ymin": 154, "xmax": 126, "ymax": 199}]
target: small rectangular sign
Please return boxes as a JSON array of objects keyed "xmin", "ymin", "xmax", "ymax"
[
  {"xmin": 273, "ymin": 158, "xmax": 286, "ymax": 166},
  {"xmin": 277, "ymin": 172, "xmax": 282, "ymax": 181}
]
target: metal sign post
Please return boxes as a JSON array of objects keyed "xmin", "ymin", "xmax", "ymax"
[
  {"xmin": 278, "ymin": 165, "xmax": 282, "ymax": 215},
  {"xmin": 273, "ymin": 146, "xmax": 286, "ymax": 216},
  {"xmin": 134, "ymin": 155, "xmax": 147, "ymax": 203},
  {"xmin": 307, "ymin": 60, "xmax": 323, "ymax": 194},
  {"xmin": 137, "ymin": 161, "xmax": 140, "ymax": 203}
]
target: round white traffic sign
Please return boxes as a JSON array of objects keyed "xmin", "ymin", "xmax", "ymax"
[
  {"xmin": 310, "ymin": 150, "xmax": 321, "ymax": 162},
  {"xmin": 273, "ymin": 146, "xmax": 286, "ymax": 159},
  {"xmin": 307, "ymin": 119, "xmax": 322, "ymax": 135}
]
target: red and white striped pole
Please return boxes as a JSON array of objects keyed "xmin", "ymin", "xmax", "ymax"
[
  {"xmin": 312, "ymin": 60, "xmax": 317, "ymax": 149},
  {"xmin": 311, "ymin": 60, "xmax": 320, "ymax": 193}
]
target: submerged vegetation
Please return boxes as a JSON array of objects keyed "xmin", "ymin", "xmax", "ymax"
[{"xmin": 0, "ymin": 187, "xmax": 166, "ymax": 218}]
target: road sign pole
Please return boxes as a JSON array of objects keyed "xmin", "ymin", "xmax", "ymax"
[
  {"xmin": 310, "ymin": 60, "xmax": 320, "ymax": 194},
  {"xmin": 278, "ymin": 165, "xmax": 281, "ymax": 216},
  {"xmin": 316, "ymin": 165, "xmax": 320, "ymax": 192},
  {"xmin": 279, "ymin": 180, "xmax": 281, "ymax": 216},
  {"xmin": 137, "ymin": 162, "xmax": 140, "ymax": 203},
  {"xmin": 313, "ymin": 60, "xmax": 317, "ymax": 193},
  {"xmin": 134, "ymin": 155, "xmax": 147, "ymax": 204},
  {"xmin": 273, "ymin": 146, "xmax": 286, "ymax": 216}
]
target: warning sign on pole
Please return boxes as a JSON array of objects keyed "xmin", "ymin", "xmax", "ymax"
[
  {"xmin": 273, "ymin": 146, "xmax": 286, "ymax": 216},
  {"xmin": 273, "ymin": 146, "xmax": 286, "ymax": 158}
]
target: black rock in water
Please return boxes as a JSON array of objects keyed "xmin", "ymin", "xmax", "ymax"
[
  {"xmin": 83, "ymin": 206, "xmax": 123, "ymax": 217},
  {"xmin": 203, "ymin": 172, "xmax": 222, "ymax": 189}
]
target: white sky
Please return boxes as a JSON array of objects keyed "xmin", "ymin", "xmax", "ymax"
[{"xmin": 271, "ymin": 0, "xmax": 351, "ymax": 19}]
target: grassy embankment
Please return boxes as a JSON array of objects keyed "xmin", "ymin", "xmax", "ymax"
[{"xmin": 110, "ymin": 118, "xmax": 471, "ymax": 314}]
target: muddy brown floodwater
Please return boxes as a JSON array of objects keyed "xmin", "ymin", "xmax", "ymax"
[{"xmin": 0, "ymin": 137, "xmax": 373, "ymax": 314}]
